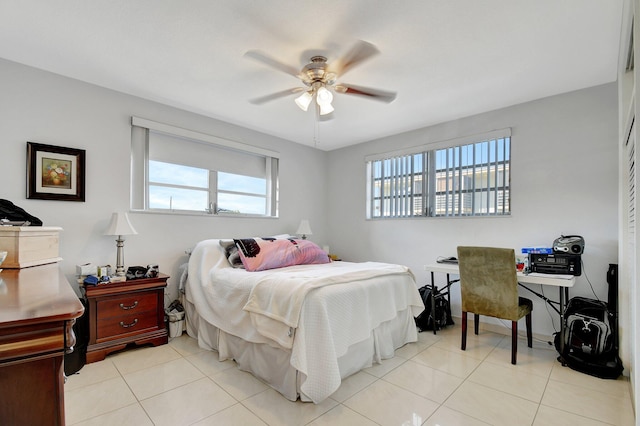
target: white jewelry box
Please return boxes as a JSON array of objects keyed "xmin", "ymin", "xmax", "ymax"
[{"xmin": 0, "ymin": 226, "xmax": 63, "ymax": 268}]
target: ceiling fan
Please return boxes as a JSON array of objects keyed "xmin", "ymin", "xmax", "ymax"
[{"xmin": 245, "ymin": 40, "xmax": 396, "ymax": 116}]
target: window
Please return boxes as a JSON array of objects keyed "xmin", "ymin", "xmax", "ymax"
[
  {"xmin": 366, "ymin": 129, "xmax": 511, "ymax": 218},
  {"xmin": 131, "ymin": 117, "xmax": 279, "ymax": 217},
  {"xmin": 217, "ymin": 172, "xmax": 268, "ymax": 215}
]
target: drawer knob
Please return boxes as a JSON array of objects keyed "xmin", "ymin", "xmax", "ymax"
[
  {"xmin": 119, "ymin": 319, "xmax": 139, "ymax": 328},
  {"xmin": 119, "ymin": 301, "xmax": 139, "ymax": 310}
]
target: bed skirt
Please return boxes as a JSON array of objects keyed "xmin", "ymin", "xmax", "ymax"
[{"xmin": 185, "ymin": 299, "xmax": 416, "ymax": 402}]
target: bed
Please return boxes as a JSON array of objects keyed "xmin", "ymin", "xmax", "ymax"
[{"xmin": 184, "ymin": 237, "xmax": 424, "ymax": 403}]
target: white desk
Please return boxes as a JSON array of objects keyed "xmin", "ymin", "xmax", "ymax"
[
  {"xmin": 423, "ymin": 263, "xmax": 575, "ymax": 353},
  {"xmin": 424, "ymin": 263, "xmax": 575, "ymax": 288}
]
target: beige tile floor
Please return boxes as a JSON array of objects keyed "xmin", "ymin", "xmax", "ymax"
[{"xmin": 64, "ymin": 324, "xmax": 635, "ymax": 426}]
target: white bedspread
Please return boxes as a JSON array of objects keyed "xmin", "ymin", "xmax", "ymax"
[
  {"xmin": 243, "ymin": 261, "xmax": 411, "ymax": 327},
  {"xmin": 241, "ymin": 261, "xmax": 413, "ymax": 347},
  {"xmin": 186, "ymin": 239, "xmax": 424, "ymax": 403}
]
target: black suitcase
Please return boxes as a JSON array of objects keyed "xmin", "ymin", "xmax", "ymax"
[
  {"xmin": 565, "ymin": 302, "xmax": 612, "ymax": 356},
  {"xmin": 555, "ymin": 264, "xmax": 623, "ymax": 379}
]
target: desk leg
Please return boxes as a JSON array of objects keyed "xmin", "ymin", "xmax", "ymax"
[
  {"xmin": 558, "ymin": 287, "xmax": 568, "ymax": 365},
  {"xmin": 430, "ymin": 271, "xmax": 437, "ymax": 335}
]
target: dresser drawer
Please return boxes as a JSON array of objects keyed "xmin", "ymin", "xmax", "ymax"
[
  {"xmin": 97, "ymin": 312, "xmax": 158, "ymax": 340},
  {"xmin": 97, "ymin": 292, "xmax": 157, "ymax": 318}
]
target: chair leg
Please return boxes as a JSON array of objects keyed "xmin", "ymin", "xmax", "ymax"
[
  {"xmin": 461, "ymin": 311, "xmax": 468, "ymax": 351},
  {"xmin": 526, "ymin": 312, "xmax": 533, "ymax": 348},
  {"xmin": 474, "ymin": 313, "xmax": 479, "ymax": 335},
  {"xmin": 511, "ymin": 321, "xmax": 518, "ymax": 365}
]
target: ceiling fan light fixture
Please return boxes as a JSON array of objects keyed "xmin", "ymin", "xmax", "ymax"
[
  {"xmin": 319, "ymin": 102, "xmax": 334, "ymax": 115},
  {"xmin": 316, "ymin": 86, "xmax": 333, "ymax": 106},
  {"xmin": 295, "ymin": 91, "xmax": 313, "ymax": 111}
]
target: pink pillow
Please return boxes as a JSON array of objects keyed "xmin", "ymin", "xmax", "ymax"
[{"xmin": 234, "ymin": 238, "xmax": 330, "ymax": 272}]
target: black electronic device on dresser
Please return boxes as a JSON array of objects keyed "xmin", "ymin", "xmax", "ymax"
[{"xmin": 529, "ymin": 253, "xmax": 582, "ymax": 276}]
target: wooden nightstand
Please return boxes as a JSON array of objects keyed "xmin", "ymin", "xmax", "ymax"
[{"xmin": 84, "ymin": 274, "xmax": 169, "ymax": 363}]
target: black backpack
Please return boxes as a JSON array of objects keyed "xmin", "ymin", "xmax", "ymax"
[
  {"xmin": 555, "ymin": 296, "xmax": 623, "ymax": 379},
  {"xmin": 415, "ymin": 285, "xmax": 454, "ymax": 332}
]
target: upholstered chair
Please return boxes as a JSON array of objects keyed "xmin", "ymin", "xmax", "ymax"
[{"xmin": 457, "ymin": 246, "xmax": 533, "ymax": 364}]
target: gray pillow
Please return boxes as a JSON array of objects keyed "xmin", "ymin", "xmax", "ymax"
[{"xmin": 219, "ymin": 240, "xmax": 244, "ymax": 268}]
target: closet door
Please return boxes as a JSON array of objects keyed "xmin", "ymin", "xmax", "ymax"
[
  {"xmin": 626, "ymin": 119, "xmax": 636, "ymax": 293},
  {"xmin": 623, "ymin": 115, "xmax": 637, "ymax": 393}
]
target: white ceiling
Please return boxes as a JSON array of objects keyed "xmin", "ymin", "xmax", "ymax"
[{"xmin": 0, "ymin": 1, "xmax": 625, "ymax": 151}]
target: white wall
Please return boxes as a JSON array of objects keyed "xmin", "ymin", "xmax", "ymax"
[
  {"xmin": 0, "ymin": 58, "xmax": 329, "ymax": 302},
  {"xmin": 326, "ymin": 84, "xmax": 620, "ymax": 351}
]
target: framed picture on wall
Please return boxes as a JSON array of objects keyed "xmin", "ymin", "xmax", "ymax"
[{"xmin": 27, "ymin": 142, "xmax": 86, "ymax": 202}]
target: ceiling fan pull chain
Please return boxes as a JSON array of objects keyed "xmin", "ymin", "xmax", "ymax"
[{"xmin": 314, "ymin": 104, "xmax": 320, "ymax": 147}]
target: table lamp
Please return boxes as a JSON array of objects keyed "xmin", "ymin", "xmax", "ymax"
[
  {"xmin": 296, "ymin": 219, "xmax": 312, "ymax": 240},
  {"xmin": 104, "ymin": 212, "xmax": 138, "ymax": 277}
]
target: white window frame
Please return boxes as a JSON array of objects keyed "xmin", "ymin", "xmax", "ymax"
[
  {"xmin": 366, "ymin": 129, "xmax": 511, "ymax": 219},
  {"xmin": 131, "ymin": 117, "xmax": 279, "ymax": 217}
]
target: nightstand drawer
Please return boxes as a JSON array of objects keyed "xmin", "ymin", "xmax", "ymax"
[
  {"xmin": 97, "ymin": 292, "xmax": 157, "ymax": 318},
  {"xmin": 97, "ymin": 312, "xmax": 157, "ymax": 339}
]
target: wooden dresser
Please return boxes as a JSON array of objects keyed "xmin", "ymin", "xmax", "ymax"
[
  {"xmin": 84, "ymin": 274, "xmax": 168, "ymax": 363},
  {"xmin": 0, "ymin": 264, "xmax": 85, "ymax": 426}
]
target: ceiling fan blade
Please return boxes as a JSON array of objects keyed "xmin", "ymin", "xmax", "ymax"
[
  {"xmin": 244, "ymin": 50, "xmax": 301, "ymax": 78},
  {"xmin": 335, "ymin": 84, "xmax": 396, "ymax": 103},
  {"xmin": 249, "ymin": 88, "xmax": 304, "ymax": 104},
  {"xmin": 331, "ymin": 40, "xmax": 380, "ymax": 77}
]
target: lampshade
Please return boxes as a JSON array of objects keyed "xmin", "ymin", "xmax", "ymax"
[
  {"xmin": 316, "ymin": 86, "xmax": 333, "ymax": 105},
  {"xmin": 295, "ymin": 91, "xmax": 313, "ymax": 111},
  {"xmin": 319, "ymin": 102, "xmax": 335, "ymax": 115},
  {"xmin": 296, "ymin": 219, "xmax": 312, "ymax": 239},
  {"xmin": 104, "ymin": 212, "xmax": 138, "ymax": 236},
  {"xmin": 316, "ymin": 87, "xmax": 334, "ymax": 115}
]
